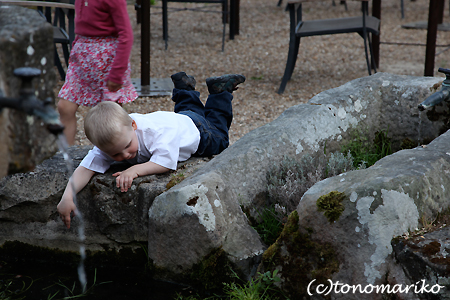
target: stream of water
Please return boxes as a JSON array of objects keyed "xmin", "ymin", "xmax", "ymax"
[{"xmin": 55, "ymin": 133, "xmax": 87, "ymax": 292}]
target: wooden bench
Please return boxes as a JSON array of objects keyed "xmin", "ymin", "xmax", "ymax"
[
  {"xmin": 278, "ymin": 0, "xmax": 380, "ymax": 94},
  {"xmin": 0, "ymin": 0, "xmax": 75, "ymax": 80}
]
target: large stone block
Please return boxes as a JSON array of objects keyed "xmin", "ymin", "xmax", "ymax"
[
  {"xmin": 0, "ymin": 5, "xmax": 58, "ymax": 177},
  {"xmin": 262, "ymin": 133, "xmax": 450, "ymax": 298}
]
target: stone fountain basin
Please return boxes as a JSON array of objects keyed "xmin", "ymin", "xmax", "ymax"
[{"xmin": 1, "ymin": 72, "xmax": 449, "ymax": 297}]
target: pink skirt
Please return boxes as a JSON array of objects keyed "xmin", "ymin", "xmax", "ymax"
[{"xmin": 58, "ymin": 36, "xmax": 138, "ymax": 107}]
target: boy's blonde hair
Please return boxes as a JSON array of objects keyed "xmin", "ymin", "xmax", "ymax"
[{"xmin": 84, "ymin": 101, "xmax": 133, "ymax": 149}]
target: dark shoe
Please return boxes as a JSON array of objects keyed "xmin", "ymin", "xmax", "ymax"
[
  {"xmin": 206, "ymin": 74, "xmax": 245, "ymax": 94},
  {"xmin": 171, "ymin": 72, "xmax": 196, "ymax": 91}
]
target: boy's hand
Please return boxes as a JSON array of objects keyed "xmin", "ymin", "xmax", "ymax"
[
  {"xmin": 57, "ymin": 199, "xmax": 77, "ymax": 229},
  {"xmin": 57, "ymin": 166, "xmax": 95, "ymax": 229},
  {"xmin": 112, "ymin": 168, "xmax": 138, "ymax": 192},
  {"xmin": 112, "ymin": 162, "xmax": 170, "ymax": 192}
]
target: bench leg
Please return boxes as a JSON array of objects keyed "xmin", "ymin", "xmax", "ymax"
[
  {"xmin": 401, "ymin": 0, "xmax": 404, "ymax": 19},
  {"xmin": 61, "ymin": 43, "xmax": 70, "ymax": 68},
  {"xmin": 162, "ymin": 0, "xmax": 169, "ymax": 50},
  {"xmin": 222, "ymin": 0, "xmax": 228, "ymax": 51},
  {"xmin": 278, "ymin": 36, "xmax": 300, "ymax": 94},
  {"xmin": 368, "ymin": 34, "xmax": 377, "ymax": 73},
  {"xmin": 362, "ymin": 32, "xmax": 371, "ymax": 76},
  {"xmin": 360, "ymin": 2, "xmax": 373, "ymax": 75},
  {"xmin": 222, "ymin": 22, "xmax": 226, "ymax": 52},
  {"xmin": 222, "ymin": 0, "xmax": 228, "ymax": 24},
  {"xmin": 54, "ymin": 47, "xmax": 65, "ymax": 81}
]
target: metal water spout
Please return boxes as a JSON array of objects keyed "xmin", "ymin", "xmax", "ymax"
[
  {"xmin": 418, "ymin": 68, "xmax": 450, "ymax": 111},
  {"xmin": 0, "ymin": 67, "xmax": 64, "ymax": 134}
]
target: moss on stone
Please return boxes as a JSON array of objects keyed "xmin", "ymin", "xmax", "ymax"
[
  {"xmin": 189, "ymin": 247, "xmax": 238, "ymax": 291},
  {"xmin": 316, "ymin": 191, "xmax": 346, "ymax": 223},
  {"xmin": 400, "ymin": 137, "xmax": 417, "ymax": 150},
  {"xmin": 165, "ymin": 173, "xmax": 186, "ymax": 190},
  {"xmin": 145, "ymin": 246, "xmax": 242, "ymax": 294},
  {"xmin": 262, "ymin": 243, "xmax": 280, "ymax": 263},
  {"xmin": 261, "ymin": 210, "xmax": 340, "ymax": 298}
]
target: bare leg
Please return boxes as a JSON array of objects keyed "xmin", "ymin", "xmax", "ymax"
[{"xmin": 57, "ymin": 98, "xmax": 79, "ymax": 145}]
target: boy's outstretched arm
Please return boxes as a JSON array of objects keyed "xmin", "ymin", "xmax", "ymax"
[
  {"xmin": 112, "ymin": 161, "xmax": 170, "ymax": 192},
  {"xmin": 57, "ymin": 166, "xmax": 95, "ymax": 229}
]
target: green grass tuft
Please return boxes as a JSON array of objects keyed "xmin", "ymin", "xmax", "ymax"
[{"xmin": 341, "ymin": 128, "xmax": 392, "ymax": 168}]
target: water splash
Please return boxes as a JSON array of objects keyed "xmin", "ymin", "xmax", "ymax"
[{"xmin": 55, "ymin": 133, "xmax": 87, "ymax": 293}]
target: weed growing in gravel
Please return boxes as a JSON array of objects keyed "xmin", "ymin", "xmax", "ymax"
[{"xmin": 252, "ymin": 204, "xmax": 287, "ymax": 246}]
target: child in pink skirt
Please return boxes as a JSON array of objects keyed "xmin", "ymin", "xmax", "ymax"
[{"xmin": 57, "ymin": 0, "xmax": 138, "ymax": 145}]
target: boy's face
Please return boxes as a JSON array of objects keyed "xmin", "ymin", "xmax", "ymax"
[{"xmin": 102, "ymin": 121, "xmax": 139, "ymax": 161}]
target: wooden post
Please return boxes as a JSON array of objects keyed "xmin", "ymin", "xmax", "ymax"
[
  {"xmin": 229, "ymin": 0, "xmax": 239, "ymax": 39},
  {"xmin": 424, "ymin": 0, "xmax": 444, "ymax": 76}
]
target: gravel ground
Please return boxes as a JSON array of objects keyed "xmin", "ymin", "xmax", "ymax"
[{"xmin": 58, "ymin": 0, "xmax": 450, "ymax": 147}]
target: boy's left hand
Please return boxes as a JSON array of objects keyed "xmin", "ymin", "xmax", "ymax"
[
  {"xmin": 112, "ymin": 168, "xmax": 138, "ymax": 192},
  {"xmin": 112, "ymin": 162, "xmax": 170, "ymax": 192}
]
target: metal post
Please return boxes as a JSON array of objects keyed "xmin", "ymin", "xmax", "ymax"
[
  {"xmin": 438, "ymin": 0, "xmax": 445, "ymax": 24},
  {"xmin": 141, "ymin": 0, "xmax": 151, "ymax": 90}
]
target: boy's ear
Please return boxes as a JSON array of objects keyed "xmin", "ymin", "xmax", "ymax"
[{"xmin": 132, "ymin": 120, "xmax": 137, "ymax": 130}]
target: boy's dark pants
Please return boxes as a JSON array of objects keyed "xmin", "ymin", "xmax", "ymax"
[{"xmin": 172, "ymin": 89, "xmax": 233, "ymax": 157}]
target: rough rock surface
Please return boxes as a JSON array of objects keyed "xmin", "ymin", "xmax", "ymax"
[
  {"xmin": 1, "ymin": 72, "xmax": 449, "ymax": 290},
  {"xmin": 0, "ymin": 145, "xmax": 211, "ymax": 252},
  {"xmin": 393, "ymin": 226, "xmax": 450, "ymax": 300},
  {"xmin": 147, "ymin": 72, "xmax": 447, "ymax": 282},
  {"xmin": 261, "ymin": 130, "xmax": 450, "ymax": 299},
  {"xmin": 0, "ymin": 5, "xmax": 58, "ymax": 177}
]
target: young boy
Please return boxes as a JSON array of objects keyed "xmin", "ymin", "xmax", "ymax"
[{"xmin": 57, "ymin": 72, "xmax": 245, "ymax": 228}]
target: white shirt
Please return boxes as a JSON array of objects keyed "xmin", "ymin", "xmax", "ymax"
[{"xmin": 79, "ymin": 111, "xmax": 200, "ymax": 172}]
